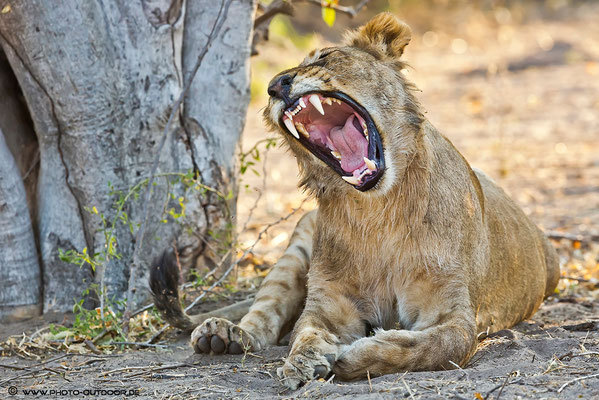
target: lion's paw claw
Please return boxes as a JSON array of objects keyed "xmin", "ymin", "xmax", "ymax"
[{"xmin": 277, "ymin": 351, "xmax": 335, "ymax": 390}]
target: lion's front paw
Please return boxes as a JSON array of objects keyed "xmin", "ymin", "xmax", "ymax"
[
  {"xmin": 277, "ymin": 349, "xmax": 336, "ymax": 390},
  {"xmin": 190, "ymin": 317, "xmax": 256, "ymax": 355}
]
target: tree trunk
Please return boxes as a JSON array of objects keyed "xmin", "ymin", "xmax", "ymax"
[
  {"xmin": 0, "ymin": 0, "xmax": 255, "ymax": 315},
  {"xmin": 0, "ymin": 47, "xmax": 38, "ymax": 224},
  {"xmin": 0, "ymin": 127, "xmax": 42, "ymax": 321}
]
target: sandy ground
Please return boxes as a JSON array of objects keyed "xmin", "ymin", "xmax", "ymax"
[
  {"xmin": 2, "ymin": 3, "xmax": 599, "ymax": 399},
  {"xmin": 1, "ymin": 299, "xmax": 598, "ymax": 399}
]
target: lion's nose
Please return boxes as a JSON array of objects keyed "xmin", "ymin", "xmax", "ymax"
[{"xmin": 267, "ymin": 73, "xmax": 294, "ymax": 104}]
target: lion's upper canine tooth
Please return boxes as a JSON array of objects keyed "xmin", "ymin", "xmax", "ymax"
[
  {"xmin": 296, "ymin": 122, "xmax": 309, "ymax": 138},
  {"xmin": 284, "ymin": 118, "xmax": 299, "ymax": 139},
  {"xmin": 299, "ymin": 98, "xmax": 306, "ymax": 108},
  {"xmin": 363, "ymin": 157, "xmax": 376, "ymax": 171},
  {"xmin": 309, "ymin": 95, "xmax": 325, "ymax": 115},
  {"xmin": 342, "ymin": 176, "xmax": 360, "ymax": 186},
  {"xmin": 331, "ymin": 151, "xmax": 341, "ymax": 160}
]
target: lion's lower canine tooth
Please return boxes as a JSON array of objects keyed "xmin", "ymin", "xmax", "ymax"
[
  {"xmin": 364, "ymin": 157, "xmax": 376, "ymax": 171},
  {"xmin": 309, "ymin": 95, "xmax": 325, "ymax": 115},
  {"xmin": 342, "ymin": 176, "xmax": 360, "ymax": 186},
  {"xmin": 296, "ymin": 122, "xmax": 309, "ymax": 138},
  {"xmin": 284, "ymin": 118, "xmax": 299, "ymax": 139}
]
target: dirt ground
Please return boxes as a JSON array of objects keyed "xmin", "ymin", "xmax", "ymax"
[
  {"xmin": 1, "ymin": 300, "xmax": 599, "ymax": 399},
  {"xmin": 2, "ymin": 3, "xmax": 599, "ymax": 399}
]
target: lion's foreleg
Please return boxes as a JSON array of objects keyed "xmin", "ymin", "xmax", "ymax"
[
  {"xmin": 333, "ymin": 309, "xmax": 477, "ymax": 380},
  {"xmin": 277, "ymin": 279, "xmax": 366, "ymax": 389},
  {"xmin": 191, "ymin": 211, "xmax": 317, "ymax": 354}
]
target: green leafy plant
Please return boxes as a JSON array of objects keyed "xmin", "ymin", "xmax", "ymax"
[
  {"xmin": 239, "ymin": 137, "xmax": 278, "ymax": 176},
  {"xmin": 57, "ymin": 169, "xmax": 230, "ymax": 347}
]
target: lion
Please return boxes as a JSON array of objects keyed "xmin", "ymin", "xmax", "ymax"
[{"xmin": 150, "ymin": 13, "xmax": 559, "ymax": 390}]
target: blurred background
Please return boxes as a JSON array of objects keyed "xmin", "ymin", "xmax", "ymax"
[{"xmin": 237, "ymin": 0, "xmax": 599, "ymax": 296}]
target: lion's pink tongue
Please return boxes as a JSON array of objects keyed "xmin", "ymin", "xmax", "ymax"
[{"xmin": 329, "ymin": 114, "xmax": 368, "ymax": 173}]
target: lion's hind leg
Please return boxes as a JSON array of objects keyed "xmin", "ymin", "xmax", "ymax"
[{"xmin": 190, "ymin": 210, "xmax": 317, "ymax": 354}]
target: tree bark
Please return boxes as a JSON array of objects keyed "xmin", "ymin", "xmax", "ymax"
[
  {"xmin": 0, "ymin": 48, "xmax": 38, "ymax": 224},
  {"xmin": 0, "ymin": 0, "xmax": 256, "ymax": 314},
  {"xmin": 0, "ymin": 127, "xmax": 41, "ymax": 321}
]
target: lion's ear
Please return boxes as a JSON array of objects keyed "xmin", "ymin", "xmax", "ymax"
[{"xmin": 345, "ymin": 13, "xmax": 411, "ymax": 59}]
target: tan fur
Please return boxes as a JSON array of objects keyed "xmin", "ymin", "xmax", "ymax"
[{"xmin": 178, "ymin": 13, "xmax": 558, "ymax": 389}]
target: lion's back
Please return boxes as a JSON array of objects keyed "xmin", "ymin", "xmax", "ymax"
[{"xmin": 472, "ymin": 167, "xmax": 559, "ymax": 329}]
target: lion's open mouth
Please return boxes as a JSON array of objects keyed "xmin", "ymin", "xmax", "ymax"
[{"xmin": 279, "ymin": 92, "xmax": 384, "ymax": 191}]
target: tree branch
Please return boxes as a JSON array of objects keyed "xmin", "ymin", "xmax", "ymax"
[
  {"xmin": 254, "ymin": 0, "xmax": 294, "ymax": 29},
  {"xmin": 252, "ymin": 0, "xmax": 372, "ymax": 55},
  {"xmin": 303, "ymin": 0, "xmax": 371, "ymax": 18},
  {"xmin": 252, "ymin": 1, "xmax": 294, "ymax": 56}
]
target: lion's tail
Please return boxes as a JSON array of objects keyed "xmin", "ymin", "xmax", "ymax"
[
  {"xmin": 149, "ymin": 251, "xmax": 195, "ymax": 331},
  {"xmin": 149, "ymin": 251, "xmax": 252, "ymax": 333}
]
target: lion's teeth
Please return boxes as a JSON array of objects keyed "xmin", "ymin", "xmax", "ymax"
[
  {"xmin": 296, "ymin": 122, "xmax": 309, "ymax": 138},
  {"xmin": 331, "ymin": 151, "xmax": 341, "ymax": 160},
  {"xmin": 309, "ymin": 95, "xmax": 325, "ymax": 115},
  {"xmin": 324, "ymin": 97, "xmax": 332, "ymax": 106},
  {"xmin": 285, "ymin": 111, "xmax": 293, "ymax": 120},
  {"xmin": 364, "ymin": 127, "xmax": 369, "ymax": 141},
  {"xmin": 363, "ymin": 157, "xmax": 376, "ymax": 171},
  {"xmin": 284, "ymin": 118, "xmax": 299, "ymax": 139},
  {"xmin": 299, "ymin": 98, "xmax": 306, "ymax": 108},
  {"xmin": 342, "ymin": 176, "xmax": 360, "ymax": 186}
]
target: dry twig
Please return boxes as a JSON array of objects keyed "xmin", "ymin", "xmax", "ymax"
[
  {"xmin": 559, "ymin": 276, "xmax": 590, "ymax": 283},
  {"xmin": 557, "ymin": 372, "xmax": 599, "ymax": 393},
  {"xmin": 546, "ymin": 230, "xmax": 598, "ymax": 243},
  {"xmin": 402, "ymin": 377, "xmax": 416, "ymax": 400}
]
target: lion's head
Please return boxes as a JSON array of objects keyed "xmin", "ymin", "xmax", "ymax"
[{"xmin": 264, "ymin": 13, "xmax": 423, "ymax": 197}]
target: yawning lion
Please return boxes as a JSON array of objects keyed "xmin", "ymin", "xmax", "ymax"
[{"xmin": 151, "ymin": 12, "xmax": 559, "ymax": 390}]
